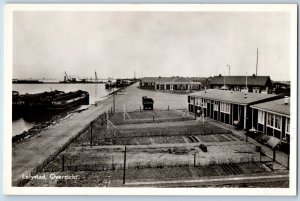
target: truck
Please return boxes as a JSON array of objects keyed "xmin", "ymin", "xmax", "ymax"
[{"xmin": 142, "ymin": 96, "xmax": 154, "ymax": 110}]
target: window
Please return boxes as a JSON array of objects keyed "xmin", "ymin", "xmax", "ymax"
[
  {"xmin": 234, "ymin": 86, "xmax": 240, "ymax": 91},
  {"xmin": 202, "ymin": 99, "xmax": 207, "ymax": 108},
  {"xmin": 214, "ymin": 101, "xmax": 219, "ymax": 111},
  {"xmin": 275, "ymin": 115, "xmax": 281, "ymax": 130},
  {"xmin": 286, "ymin": 118, "xmax": 290, "ymax": 134},
  {"xmin": 267, "ymin": 113, "xmax": 274, "ymax": 127},
  {"xmin": 258, "ymin": 110, "xmax": 264, "ymax": 124},
  {"xmin": 220, "ymin": 102, "xmax": 230, "ymax": 114},
  {"xmin": 253, "ymin": 87, "xmax": 259, "ymax": 93},
  {"xmin": 267, "ymin": 113, "xmax": 281, "ymax": 130}
]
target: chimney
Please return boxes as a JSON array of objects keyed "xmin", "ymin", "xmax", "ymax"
[{"xmin": 284, "ymin": 96, "xmax": 289, "ymax": 105}]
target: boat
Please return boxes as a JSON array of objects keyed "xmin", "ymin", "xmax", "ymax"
[
  {"xmin": 105, "ymin": 80, "xmax": 116, "ymax": 89},
  {"xmin": 12, "ymin": 90, "xmax": 89, "ymax": 118},
  {"xmin": 12, "ymin": 91, "xmax": 25, "ymax": 119}
]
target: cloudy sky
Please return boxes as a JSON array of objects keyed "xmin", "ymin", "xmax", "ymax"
[{"xmin": 13, "ymin": 11, "xmax": 290, "ymax": 81}]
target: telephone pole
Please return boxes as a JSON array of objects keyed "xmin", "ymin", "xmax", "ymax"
[{"xmin": 256, "ymin": 48, "xmax": 259, "ymax": 76}]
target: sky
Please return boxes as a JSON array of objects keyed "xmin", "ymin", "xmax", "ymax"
[{"xmin": 13, "ymin": 11, "xmax": 291, "ymax": 81}]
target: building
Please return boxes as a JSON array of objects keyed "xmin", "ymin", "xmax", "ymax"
[
  {"xmin": 209, "ymin": 75, "xmax": 272, "ymax": 94},
  {"xmin": 272, "ymin": 81, "xmax": 290, "ymax": 96},
  {"xmin": 139, "ymin": 77, "xmax": 204, "ymax": 91},
  {"xmin": 187, "ymin": 89, "xmax": 281, "ymax": 130},
  {"xmin": 250, "ymin": 97, "xmax": 290, "ymax": 147}
]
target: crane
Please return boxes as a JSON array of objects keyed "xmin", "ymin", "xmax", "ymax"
[{"xmin": 95, "ymin": 71, "xmax": 98, "ymax": 83}]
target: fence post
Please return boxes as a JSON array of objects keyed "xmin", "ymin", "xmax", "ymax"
[
  {"xmin": 123, "ymin": 146, "xmax": 127, "ymax": 185},
  {"xmin": 90, "ymin": 122, "xmax": 93, "ymax": 147},
  {"xmin": 113, "ymin": 93, "xmax": 115, "ymax": 114},
  {"xmin": 273, "ymin": 149, "xmax": 276, "ymax": 162},
  {"xmin": 152, "ymin": 113, "xmax": 155, "ymax": 122},
  {"xmin": 259, "ymin": 151, "xmax": 261, "ymax": 162},
  {"xmin": 112, "ymin": 155, "xmax": 115, "ymax": 170},
  {"xmin": 61, "ymin": 155, "xmax": 65, "ymax": 172},
  {"xmin": 194, "ymin": 153, "xmax": 196, "ymax": 167},
  {"xmin": 123, "ymin": 105, "xmax": 125, "ymax": 120},
  {"xmin": 168, "ymin": 105, "xmax": 169, "ymax": 111}
]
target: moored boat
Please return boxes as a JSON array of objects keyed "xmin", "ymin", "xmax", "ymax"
[{"xmin": 12, "ymin": 90, "xmax": 89, "ymax": 118}]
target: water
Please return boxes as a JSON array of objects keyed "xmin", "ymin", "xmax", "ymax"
[{"xmin": 12, "ymin": 83, "xmax": 113, "ymax": 136}]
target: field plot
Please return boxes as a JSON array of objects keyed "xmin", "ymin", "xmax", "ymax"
[
  {"xmin": 41, "ymin": 142, "xmax": 261, "ymax": 173},
  {"xmin": 109, "ymin": 110, "xmax": 193, "ymax": 125},
  {"xmin": 24, "ymin": 110, "xmax": 289, "ymax": 187},
  {"xmin": 26, "ymin": 161, "xmax": 276, "ymax": 187}
]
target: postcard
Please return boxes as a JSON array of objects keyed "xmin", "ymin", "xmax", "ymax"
[{"xmin": 3, "ymin": 3, "xmax": 297, "ymax": 195}]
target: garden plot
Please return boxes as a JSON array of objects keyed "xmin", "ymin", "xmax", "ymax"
[
  {"xmin": 70, "ymin": 117, "xmax": 238, "ymax": 147},
  {"xmin": 108, "ymin": 110, "xmax": 192, "ymax": 125},
  {"xmin": 26, "ymin": 161, "xmax": 271, "ymax": 187},
  {"xmin": 106, "ymin": 122, "xmax": 232, "ymax": 139},
  {"xmin": 41, "ymin": 142, "xmax": 261, "ymax": 173}
]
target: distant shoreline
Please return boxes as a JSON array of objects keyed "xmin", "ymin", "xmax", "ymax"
[{"xmin": 13, "ymin": 82, "xmax": 106, "ymax": 84}]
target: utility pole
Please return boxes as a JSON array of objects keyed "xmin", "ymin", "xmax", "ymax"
[
  {"xmin": 256, "ymin": 48, "xmax": 259, "ymax": 76},
  {"xmin": 223, "ymin": 69, "xmax": 225, "ymax": 88},
  {"xmin": 246, "ymin": 72, "xmax": 248, "ymax": 92},
  {"xmin": 194, "ymin": 97, "xmax": 196, "ymax": 120},
  {"xmin": 227, "ymin": 64, "xmax": 230, "ymax": 76}
]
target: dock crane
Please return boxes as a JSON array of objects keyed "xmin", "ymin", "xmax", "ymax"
[
  {"xmin": 95, "ymin": 71, "xmax": 98, "ymax": 83},
  {"xmin": 64, "ymin": 72, "xmax": 76, "ymax": 82}
]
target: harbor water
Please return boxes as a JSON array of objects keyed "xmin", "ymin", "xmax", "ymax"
[{"xmin": 12, "ymin": 83, "xmax": 114, "ymax": 137}]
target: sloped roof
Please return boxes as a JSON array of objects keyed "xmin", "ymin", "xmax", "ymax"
[
  {"xmin": 189, "ymin": 89, "xmax": 280, "ymax": 105},
  {"xmin": 140, "ymin": 77, "xmax": 169, "ymax": 83},
  {"xmin": 251, "ymin": 98, "xmax": 290, "ymax": 116},
  {"xmin": 220, "ymin": 85, "xmax": 229, "ymax": 90},
  {"xmin": 209, "ymin": 76, "xmax": 271, "ymax": 86},
  {"xmin": 141, "ymin": 77, "xmax": 202, "ymax": 84}
]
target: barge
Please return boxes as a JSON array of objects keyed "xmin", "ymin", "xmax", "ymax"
[{"xmin": 12, "ymin": 90, "xmax": 89, "ymax": 119}]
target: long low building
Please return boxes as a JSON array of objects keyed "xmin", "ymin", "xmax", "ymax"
[
  {"xmin": 140, "ymin": 77, "xmax": 206, "ymax": 91},
  {"xmin": 250, "ymin": 98, "xmax": 290, "ymax": 147},
  {"xmin": 188, "ymin": 89, "xmax": 281, "ymax": 130},
  {"xmin": 209, "ymin": 75, "xmax": 272, "ymax": 94}
]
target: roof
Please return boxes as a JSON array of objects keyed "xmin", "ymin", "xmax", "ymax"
[
  {"xmin": 189, "ymin": 89, "xmax": 280, "ymax": 105},
  {"xmin": 141, "ymin": 77, "xmax": 202, "ymax": 84},
  {"xmin": 209, "ymin": 75, "xmax": 271, "ymax": 86},
  {"xmin": 251, "ymin": 98, "xmax": 290, "ymax": 116}
]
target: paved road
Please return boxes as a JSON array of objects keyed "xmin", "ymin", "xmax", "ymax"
[{"xmin": 12, "ymin": 83, "xmax": 187, "ymax": 186}]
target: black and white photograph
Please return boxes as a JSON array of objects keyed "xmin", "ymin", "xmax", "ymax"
[{"xmin": 3, "ymin": 4, "xmax": 297, "ymax": 195}]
